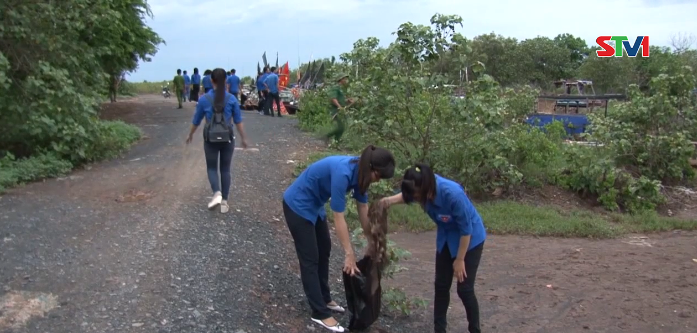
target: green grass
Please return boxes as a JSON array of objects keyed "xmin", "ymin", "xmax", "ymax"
[
  {"xmin": 383, "ymin": 200, "xmax": 697, "ymax": 238},
  {"xmin": 0, "ymin": 120, "xmax": 141, "ymax": 192}
]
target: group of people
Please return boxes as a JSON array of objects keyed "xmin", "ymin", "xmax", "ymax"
[
  {"xmin": 172, "ymin": 68, "xmax": 243, "ymax": 109},
  {"xmin": 181, "ymin": 66, "xmax": 485, "ymax": 333},
  {"xmin": 255, "ymin": 66, "xmax": 283, "ymax": 117}
]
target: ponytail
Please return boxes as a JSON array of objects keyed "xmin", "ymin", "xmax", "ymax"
[
  {"xmin": 211, "ymin": 68, "xmax": 227, "ymax": 111},
  {"xmin": 356, "ymin": 145, "xmax": 396, "ymax": 193},
  {"xmin": 401, "ymin": 163, "xmax": 436, "ymax": 204}
]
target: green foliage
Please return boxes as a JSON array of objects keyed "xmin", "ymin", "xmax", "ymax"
[
  {"xmin": 296, "ymin": 89, "xmax": 331, "ymax": 131},
  {"xmin": 128, "ymin": 80, "xmax": 170, "ymax": 94},
  {"xmin": 297, "ymin": 13, "xmax": 697, "ymax": 217},
  {"xmin": 559, "ymin": 70, "xmax": 697, "ymax": 211},
  {"xmin": 0, "ymin": 0, "xmax": 159, "ymax": 190},
  {"xmin": 0, "ymin": 153, "xmax": 74, "ymax": 192}
]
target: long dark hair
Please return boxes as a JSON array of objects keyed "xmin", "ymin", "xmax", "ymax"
[
  {"xmin": 401, "ymin": 163, "xmax": 436, "ymax": 205},
  {"xmin": 211, "ymin": 68, "xmax": 227, "ymax": 111},
  {"xmin": 193, "ymin": 68, "xmax": 199, "ymax": 74},
  {"xmin": 354, "ymin": 145, "xmax": 395, "ymax": 193}
]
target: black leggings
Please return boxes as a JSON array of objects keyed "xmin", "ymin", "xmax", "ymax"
[
  {"xmin": 434, "ymin": 242, "xmax": 484, "ymax": 333},
  {"xmin": 283, "ymin": 200, "xmax": 333, "ymax": 320},
  {"xmin": 191, "ymin": 84, "xmax": 200, "ymax": 101},
  {"xmin": 203, "ymin": 140, "xmax": 234, "ymax": 200}
]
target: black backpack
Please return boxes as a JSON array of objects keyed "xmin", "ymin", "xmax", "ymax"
[{"xmin": 203, "ymin": 94, "xmax": 233, "ymax": 143}]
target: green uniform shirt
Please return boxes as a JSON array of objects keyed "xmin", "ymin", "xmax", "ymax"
[
  {"xmin": 173, "ymin": 75, "xmax": 185, "ymax": 90},
  {"xmin": 327, "ymin": 84, "xmax": 346, "ymax": 114}
]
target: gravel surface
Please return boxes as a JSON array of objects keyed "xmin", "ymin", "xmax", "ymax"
[{"xmin": 0, "ymin": 96, "xmax": 424, "ymax": 333}]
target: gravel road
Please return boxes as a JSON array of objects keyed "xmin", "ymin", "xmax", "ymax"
[{"xmin": 0, "ymin": 95, "xmax": 424, "ymax": 333}]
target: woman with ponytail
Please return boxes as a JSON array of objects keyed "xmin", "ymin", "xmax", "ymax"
[
  {"xmin": 186, "ymin": 68, "xmax": 249, "ymax": 213},
  {"xmin": 282, "ymin": 145, "xmax": 395, "ymax": 332},
  {"xmin": 379, "ymin": 164, "xmax": 486, "ymax": 333}
]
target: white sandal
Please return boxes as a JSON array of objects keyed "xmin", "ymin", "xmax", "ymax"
[
  {"xmin": 327, "ymin": 303, "xmax": 345, "ymax": 313},
  {"xmin": 311, "ymin": 318, "xmax": 346, "ymax": 332}
]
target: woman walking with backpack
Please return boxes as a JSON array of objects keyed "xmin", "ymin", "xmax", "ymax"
[{"xmin": 186, "ymin": 68, "xmax": 249, "ymax": 213}]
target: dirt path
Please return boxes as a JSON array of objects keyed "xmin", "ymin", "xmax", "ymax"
[
  {"xmin": 0, "ymin": 95, "xmax": 332, "ymax": 333},
  {"xmin": 387, "ymin": 231, "xmax": 697, "ymax": 333},
  {"xmin": 2, "ymin": 95, "xmax": 696, "ymax": 333}
]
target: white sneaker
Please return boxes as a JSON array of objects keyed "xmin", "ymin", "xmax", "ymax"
[
  {"xmin": 220, "ymin": 200, "xmax": 229, "ymax": 213},
  {"xmin": 208, "ymin": 191, "xmax": 222, "ymax": 210}
]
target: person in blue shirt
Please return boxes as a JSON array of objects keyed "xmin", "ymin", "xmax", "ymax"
[
  {"xmin": 186, "ymin": 68, "xmax": 249, "ymax": 214},
  {"xmin": 202, "ymin": 69, "xmax": 213, "ymax": 94},
  {"xmin": 257, "ymin": 67, "xmax": 271, "ymax": 115},
  {"xmin": 379, "ymin": 163, "xmax": 486, "ymax": 333},
  {"xmin": 190, "ymin": 68, "xmax": 201, "ymax": 102},
  {"xmin": 283, "ymin": 145, "xmax": 396, "ymax": 332},
  {"xmin": 182, "ymin": 70, "xmax": 191, "ymax": 102},
  {"xmin": 263, "ymin": 66, "xmax": 282, "ymax": 117},
  {"xmin": 226, "ymin": 68, "xmax": 242, "ymax": 100}
]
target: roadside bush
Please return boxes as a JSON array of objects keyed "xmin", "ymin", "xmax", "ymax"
[
  {"xmin": 0, "ymin": 153, "xmax": 74, "ymax": 192},
  {"xmin": 297, "ymin": 89, "xmax": 331, "ymax": 132},
  {"xmin": 559, "ymin": 70, "xmax": 697, "ymax": 211}
]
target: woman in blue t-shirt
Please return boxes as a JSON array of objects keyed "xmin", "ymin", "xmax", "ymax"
[
  {"xmin": 283, "ymin": 145, "xmax": 396, "ymax": 332},
  {"xmin": 380, "ymin": 163, "xmax": 486, "ymax": 333},
  {"xmin": 186, "ymin": 68, "xmax": 249, "ymax": 213}
]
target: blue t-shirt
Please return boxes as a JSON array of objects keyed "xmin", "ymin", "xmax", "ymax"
[
  {"xmin": 257, "ymin": 73, "xmax": 269, "ymax": 91},
  {"xmin": 191, "ymin": 73, "xmax": 201, "ymax": 85},
  {"xmin": 183, "ymin": 74, "xmax": 191, "ymax": 85},
  {"xmin": 424, "ymin": 175, "xmax": 486, "ymax": 257},
  {"xmin": 283, "ymin": 156, "xmax": 369, "ymax": 224},
  {"xmin": 226, "ymin": 74, "xmax": 241, "ymax": 93},
  {"xmin": 202, "ymin": 75, "xmax": 213, "ymax": 89},
  {"xmin": 265, "ymin": 73, "xmax": 279, "ymax": 93},
  {"xmin": 192, "ymin": 90, "xmax": 243, "ymax": 126}
]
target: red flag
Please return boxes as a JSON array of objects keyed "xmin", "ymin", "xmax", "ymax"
[{"xmin": 279, "ymin": 62, "xmax": 290, "ymax": 88}]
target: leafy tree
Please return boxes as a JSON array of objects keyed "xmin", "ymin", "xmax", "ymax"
[{"xmin": 0, "ymin": 0, "xmax": 163, "ymax": 162}]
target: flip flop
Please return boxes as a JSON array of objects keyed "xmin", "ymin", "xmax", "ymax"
[{"xmin": 311, "ymin": 318, "xmax": 346, "ymax": 332}]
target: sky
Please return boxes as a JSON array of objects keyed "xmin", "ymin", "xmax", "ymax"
[{"xmin": 129, "ymin": 0, "xmax": 697, "ymax": 82}]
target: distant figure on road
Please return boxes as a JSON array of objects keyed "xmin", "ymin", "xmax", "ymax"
[
  {"xmin": 263, "ymin": 66, "xmax": 281, "ymax": 117},
  {"xmin": 282, "ymin": 145, "xmax": 396, "ymax": 333},
  {"xmin": 226, "ymin": 69, "xmax": 241, "ymax": 100},
  {"xmin": 186, "ymin": 68, "xmax": 249, "ymax": 214},
  {"xmin": 258, "ymin": 67, "xmax": 271, "ymax": 115},
  {"xmin": 202, "ymin": 69, "xmax": 213, "ymax": 94},
  {"xmin": 183, "ymin": 70, "xmax": 191, "ymax": 102},
  {"xmin": 191, "ymin": 68, "xmax": 201, "ymax": 102},
  {"xmin": 172, "ymin": 69, "xmax": 185, "ymax": 109},
  {"xmin": 255, "ymin": 72, "xmax": 266, "ymax": 115}
]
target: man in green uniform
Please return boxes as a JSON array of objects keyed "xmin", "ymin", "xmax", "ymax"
[
  {"xmin": 326, "ymin": 73, "xmax": 353, "ymax": 143},
  {"xmin": 173, "ymin": 69, "xmax": 185, "ymax": 109}
]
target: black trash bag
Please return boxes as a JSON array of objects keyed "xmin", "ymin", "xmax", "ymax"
[{"xmin": 343, "ymin": 255, "xmax": 382, "ymax": 331}]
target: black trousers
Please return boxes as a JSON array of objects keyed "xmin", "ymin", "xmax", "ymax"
[
  {"xmin": 434, "ymin": 242, "xmax": 484, "ymax": 333},
  {"xmin": 191, "ymin": 84, "xmax": 200, "ymax": 101},
  {"xmin": 265, "ymin": 92, "xmax": 281, "ymax": 115},
  {"xmin": 283, "ymin": 200, "xmax": 333, "ymax": 320},
  {"xmin": 261, "ymin": 90, "xmax": 270, "ymax": 114}
]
